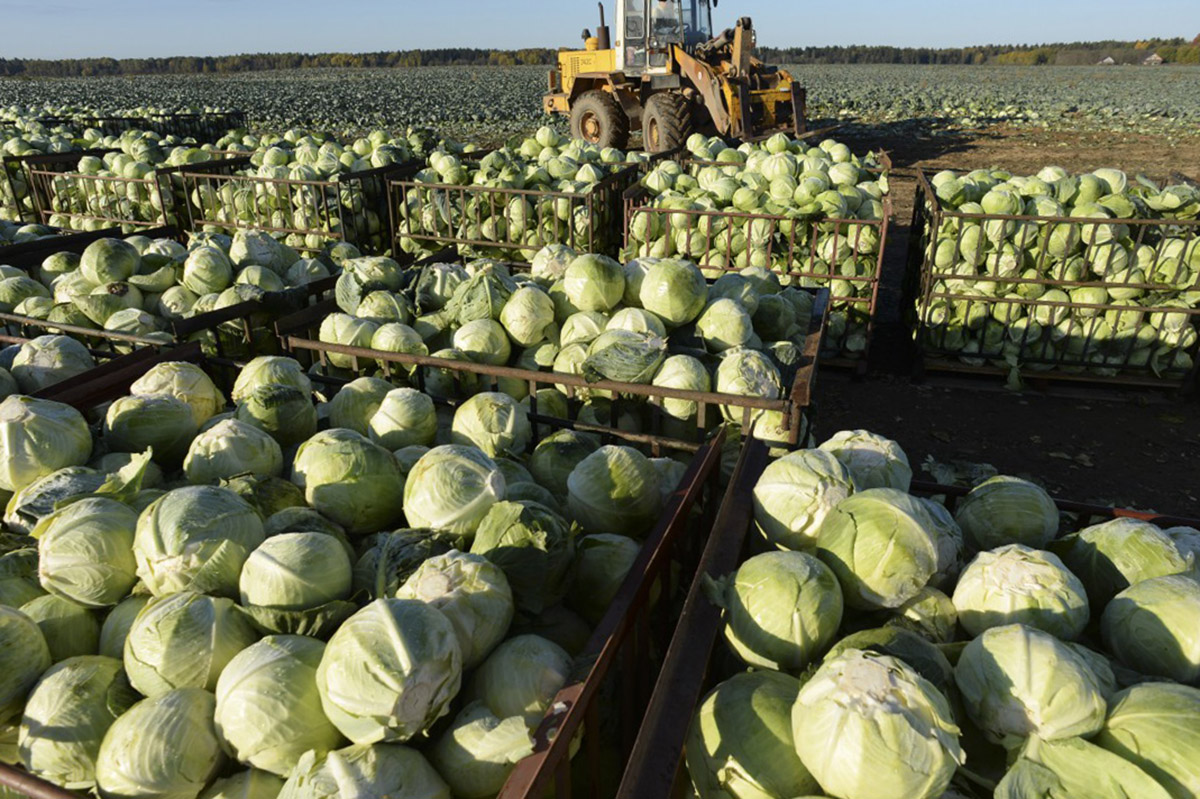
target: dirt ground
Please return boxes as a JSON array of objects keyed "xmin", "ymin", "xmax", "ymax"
[{"xmin": 810, "ymin": 122, "xmax": 1200, "ymax": 518}]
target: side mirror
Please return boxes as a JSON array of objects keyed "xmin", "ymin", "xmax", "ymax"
[{"xmin": 581, "ymin": 28, "xmax": 592, "ymax": 40}]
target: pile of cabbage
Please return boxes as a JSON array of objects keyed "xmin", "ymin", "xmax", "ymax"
[
  {"xmin": 0, "ymin": 221, "xmax": 60, "ymax": 248},
  {"xmin": 318, "ymin": 247, "xmax": 816, "ymax": 447},
  {"xmin": 1, "ymin": 122, "xmax": 86, "ymax": 221},
  {"xmin": 626, "ymin": 133, "xmax": 888, "ymax": 358},
  {"xmin": 199, "ymin": 127, "xmax": 471, "ymax": 255},
  {"xmin": 921, "ymin": 166, "xmax": 1200, "ymax": 379},
  {"xmin": 0, "ymin": 230, "xmax": 347, "ymax": 355},
  {"xmin": 395, "ymin": 127, "xmax": 650, "ymax": 263},
  {"xmin": 0, "ymin": 353, "xmax": 687, "ymax": 799},
  {"xmin": 689, "ymin": 428, "xmax": 1200, "ymax": 799}
]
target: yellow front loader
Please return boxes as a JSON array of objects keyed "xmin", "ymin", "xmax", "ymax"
[{"xmin": 544, "ymin": 0, "xmax": 805, "ymax": 152}]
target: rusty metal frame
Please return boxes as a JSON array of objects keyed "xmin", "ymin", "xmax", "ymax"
[
  {"xmin": 388, "ymin": 164, "xmax": 642, "ymax": 261},
  {"xmin": 498, "ymin": 427, "xmax": 726, "ymax": 799},
  {"xmin": 176, "ymin": 158, "xmax": 409, "ymax": 255},
  {"xmin": 623, "ymin": 157, "xmax": 891, "ymax": 363},
  {"xmin": 275, "ymin": 286, "xmax": 827, "ymax": 453},
  {"xmin": 910, "ymin": 168, "xmax": 1200, "ymax": 390},
  {"xmin": 616, "ymin": 437, "xmax": 1200, "ymax": 799}
]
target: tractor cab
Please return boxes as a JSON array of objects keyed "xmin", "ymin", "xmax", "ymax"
[{"xmin": 617, "ymin": 0, "xmax": 715, "ymax": 74}]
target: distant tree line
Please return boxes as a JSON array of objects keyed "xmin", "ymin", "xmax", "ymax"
[
  {"xmin": 0, "ymin": 48, "xmax": 557, "ymax": 77},
  {"xmin": 1, "ymin": 37, "xmax": 1198, "ymax": 78},
  {"xmin": 758, "ymin": 38, "xmax": 1200, "ymax": 66}
]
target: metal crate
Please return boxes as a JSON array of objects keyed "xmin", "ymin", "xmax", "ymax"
[
  {"xmin": 910, "ymin": 169, "xmax": 1200, "ymax": 390},
  {"xmin": 3, "ymin": 149, "xmax": 115, "ymax": 225},
  {"xmin": 389, "ymin": 164, "xmax": 641, "ymax": 261},
  {"xmin": 275, "ymin": 284, "xmax": 827, "ymax": 453},
  {"xmin": 622, "ymin": 163, "xmax": 892, "ymax": 364},
  {"xmin": 24, "ymin": 152, "xmax": 244, "ymax": 235},
  {"xmin": 0, "ymin": 225, "xmax": 337, "ymax": 365},
  {"xmin": 176, "ymin": 158, "xmax": 406, "ymax": 255},
  {"xmin": 615, "ymin": 436, "xmax": 1200, "ymax": 799}
]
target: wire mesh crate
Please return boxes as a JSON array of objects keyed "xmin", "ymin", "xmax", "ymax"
[
  {"xmin": 389, "ymin": 164, "xmax": 641, "ymax": 262},
  {"xmin": 622, "ymin": 162, "xmax": 891, "ymax": 363},
  {"xmin": 177, "ymin": 158, "xmax": 406, "ymax": 255},
  {"xmin": 910, "ymin": 169, "xmax": 1200, "ymax": 390}
]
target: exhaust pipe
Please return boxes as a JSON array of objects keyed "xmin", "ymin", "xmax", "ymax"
[{"xmin": 596, "ymin": 2, "xmax": 611, "ymax": 50}]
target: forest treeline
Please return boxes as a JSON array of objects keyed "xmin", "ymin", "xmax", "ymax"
[{"xmin": 1, "ymin": 36, "xmax": 1198, "ymax": 78}]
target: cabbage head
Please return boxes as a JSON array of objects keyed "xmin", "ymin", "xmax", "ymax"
[
  {"xmin": 955, "ymin": 476, "xmax": 1058, "ymax": 551},
  {"xmin": 21, "ymin": 594, "xmax": 99, "ymax": 661},
  {"xmin": 451, "ymin": 392, "xmax": 532, "ymax": 458},
  {"xmin": 134, "ymin": 485, "xmax": 265, "ymax": 597},
  {"xmin": 123, "ymin": 591, "xmax": 259, "ymax": 697},
  {"xmin": 1101, "ymin": 574, "xmax": 1200, "ymax": 685},
  {"xmin": 235, "ymin": 384, "xmax": 318, "ymax": 449},
  {"xmin": 953, "ymin": 544, "xmax": 1089, "ymax": 640},
  {"xmin": 396, "ymin": 551, "xmax": 513, "ymax": 669},
  {"xmin": 472, "ymin": 634, "xmax": 570, "ymax": 727},
  {"xmin": 104, "ymin": 394, "xmax": 198, "ymax": 467},
  {"xmin": 17, "ymin": 655, "xmax": 137, "ymax": 791},
  {"xmin": 817, "ymin": 429, "xmax": 912, "ymax": 491},
  {"xmin": 232, "ymin": 357, "xmax": 312, "ymax": 404},
  {"xmin": 239, "ymin": 533, "xmax": 354, "ymax": 636},
  {"xmin": 954, "ymin": 623, "xmax": 1107, "ymax": 748},
  {"xmin": 80, "ymin": 238, "xmax": 139, "ymax": 285},
  {"xmin": 792, "ymin": 650, "xmax": 963, "ymax": 799},
  {"xmin": 995, "ymin": 736, "xmax": 1172, "ymax": 799},
  {"xmin": 1093, "ymin": 682, "xmax": 1200, "ymax": 799},
  {"xmin": 567, "ymin": 445, "xmax": 661, "ymax": 536},
  {"xmin": 500, "ymin": 286, "xmax": 556, "ymax": 347},
  {"xmin": 184, "ymin": 418, "xmax": 283, "ymax": 485},
  {"xmin": 0, "ymin": 395, "xmax": 92, "ymax": 493},
  {"xmin": 214, "ymin": 635, "xmax": 345, "ymax": 777},
  {"xmin": 639, "ymin": 259, "xmax": 708, "ymax": 326},
  {"xmin": 327, "ymin": 376, "xmax": 392, "ymax": 435},
  {"xmin": 316, "ymin": 598, "xmax": 462, "ymax": 744},
  {"xmin": 568, "ymin": 534, "xmax": 639, "ymax": 625},
  {"xmin": 292, "ymin": 429, "xmax": 405, "ymax": 535},
  {"xmin": 402, "ymin": 445, "xmax": 506, "ymax": 536},
  {"xmin": 11, "ymin": 336, "xmax": 95, "ymax": 393},
  {"xmin": 278, "ymin": 743, "xmax": 449, "ymax": 799},
  {"xmin": 650, "ymin": 355, "xmax": 710, "ymax": 421},
  {"xmin": 428, "ymin": 701, "xmax": 534, "ymax": 799},
  {"xmin": 470, "ymin": 500, "xmax": 576, "ymax": 615},
  {"xmin": 200, "ymin": 770, "xmax": 285, "ymax": 799},
  {"xmin": 367, "ymin": 388, "xmax": 437, "ymax": 450},
  {"xmin": 130, "ymin": 362, "xmax": 226, "ymax": 427},
  {"xmin": 35, "ymin": 498, "xmax": 139, "ymax": 608},
  {"xmin": 712, "ymin": 550, "xmax": 842, "ymax": 671},
  {"xmin": 98, "ymin": 596, "xmax": 149, "ymax": 661},
  {"xmin": 528, "ymin": 430, "xmax": 599, "ymax": 499},
  {"xmin": 752, "ymin": 449, "xmax": 856, "ymax": 551},
  {"xmin": 686, "ymin": 671, "xmax": 819, "ymax": 799},
  {"xmin": 94, "ymin": 688, "xmax": 224, "ymax": 799},
  {"xmin": 351, "ymin": 529, "xmax": 459, "ymax": 601},
  {"xmin": 1055, "ymin": 518, "xmax": 1192, "ymax": 609},
  {"xmin": 0, "ymin": 605, "xmax": 51, "ymax": 726},
  {"xmin": 563, "ymin": 254, "xmax": 624, "ymax": 312}
]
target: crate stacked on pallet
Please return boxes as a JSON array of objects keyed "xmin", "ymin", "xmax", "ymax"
[
  {"xmin": 0, "ymin": 339, "xmax": 732, "ymax": 799},
  {"xmin": 623, "ymin": 137, "xmax": 892, "ymax": 364},
  {"xmin": 910, "ymin": 167, "xmax": 1200, "ymax": 390},
  {"xmin": 617, "ymin": 433, "xmax": 1200, "ymax": 799}
]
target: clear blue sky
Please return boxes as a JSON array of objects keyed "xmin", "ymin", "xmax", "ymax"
[{"xmin": 3, "ymin": 0, "xmax": 1196, "ymax": 59}]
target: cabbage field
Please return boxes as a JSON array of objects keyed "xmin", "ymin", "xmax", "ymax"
[{"xmin": 2, "ymin": 64, "xmax": 1199, "ymax": 140}]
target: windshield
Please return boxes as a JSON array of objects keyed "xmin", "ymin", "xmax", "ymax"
[
  {"xmin": 683, "ymin": 0, "xmax": 712, "ymax": 45},
  {"xmin": 649, "ymin": 0, "xmax": 682, "ymax": 42}
]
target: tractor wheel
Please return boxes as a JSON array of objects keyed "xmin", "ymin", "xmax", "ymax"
[
  {"xmin": 642, "ymin": 92, "xmax": 694, "ymax": 153},
  {"xmin": 570, "ymin": 90, "xmax": 630, "ymax": 150}
]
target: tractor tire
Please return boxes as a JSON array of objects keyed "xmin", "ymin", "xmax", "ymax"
[
  {"xmin": 642, "ymin": 92, "xmax": 694, "ymax": 154},
  {"xmin": 570, "ymin": 90, "xmax": 630, "ymax": 150}
]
